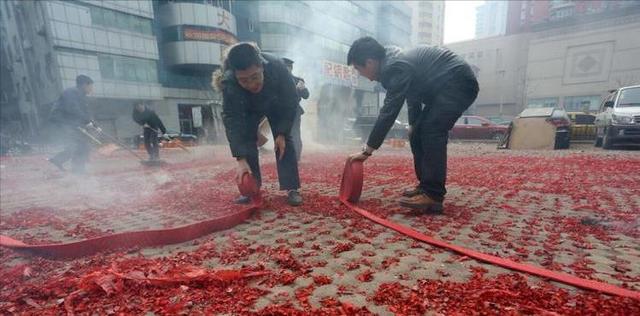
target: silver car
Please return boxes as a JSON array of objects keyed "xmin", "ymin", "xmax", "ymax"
[{"xmin": 594, "ymin": 85, "xmax": 640, "ymax": 149}]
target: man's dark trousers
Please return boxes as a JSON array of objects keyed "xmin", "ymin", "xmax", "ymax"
[
  {"xmin": 50, "ymin": 126, "xmax": 90, "ymax": 172},
  {"xmin": 245, "ymin": 130, "xmax": 300, "ymax": 191},
  {"xmin": 409, "ymin": 74, "xmax": 479, "ymax": 201},
  {"xmin": 143, "ymin": 128, "xmax": 160, "ymax": 160}
]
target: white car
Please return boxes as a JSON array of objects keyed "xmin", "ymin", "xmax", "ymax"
[{"xmin": 594, "ymin": 85, "xmax": 640, "ymax": 149}]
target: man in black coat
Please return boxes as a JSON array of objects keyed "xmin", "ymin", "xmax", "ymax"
[
  {"xmin": 282, "ymin": 57, "xmax": 310, "ymax": 162},
  {"xmin": 347, "ymin": 37, "xmax": 479, "ymax": 214},
  {"xmin": 213, "ymin": 43, "xmax": 302, "ymax": 206},
  {"xmin": 132, "ymin": 102, "xmax": 167, "ymax": 161},
  {"xmin": 48, "ymin": 75, "xmax": 96, "ymax": 174}
]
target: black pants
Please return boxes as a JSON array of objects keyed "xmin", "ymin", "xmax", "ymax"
[
  {"xmin": 246, "ymin": 131, "xmax": 300, "ymax": 191},
  {"xmin": 409, "ymin": 73, "xmax": 479, "ymax": 201},
  {"xmin": 144, "ymin": 128, "xmax": 159, "ymax": 160},
  {"xmin": 50, "ymin": 126, "xmax": 90, "ymax": 172}
]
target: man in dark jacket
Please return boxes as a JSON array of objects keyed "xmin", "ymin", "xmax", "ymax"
[
  {"xmin": 48, "ymin": 75, "xmax": 96, "ymax": 174},
  {"xmin": 132, "ymin": 102, "xmax": 167, "ymax": 161},
  {"xmin": 282, "ymin": 57, "xmax": 310, "ymax": 162},
  {"xmin": 347, "ymin": 37, "xmax": 479, "ymax": 213},
  {"xmin": 214, "ymin": 42, "xmax": 302, "ymax": 206}
]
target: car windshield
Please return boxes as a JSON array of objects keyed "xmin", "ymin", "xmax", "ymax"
[{"xmin": 617, "ymin": 87, "xmax": 640, "ymax": 107}]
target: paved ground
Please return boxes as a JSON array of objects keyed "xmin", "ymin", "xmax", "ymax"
[{"xmin": 0, "ymin": 143, "xmax": 639, "ymax": 314}]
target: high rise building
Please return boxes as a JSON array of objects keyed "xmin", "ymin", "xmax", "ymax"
[
  {"xmin": 0, "ymin": 0, "xmax": 236, "ymax": 142},
  {"xmin": 506, "ymin": 0, "xmax": 636, "ymax": 34},
  {"xmin": 475, "ymin": 1, "xmax": 509, "ymax": 38},
  {"xmin": 408, "ymin": 1, "xmax": 445, "ymax": 46},
  {"xmin": 234, "ymin": 0, "xmax": 412, "ymax": 144}
]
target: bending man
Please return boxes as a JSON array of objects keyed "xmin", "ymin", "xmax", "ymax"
[{"xmin": 347, "ymin": 37, "xmax": 479, "ymax": 214}]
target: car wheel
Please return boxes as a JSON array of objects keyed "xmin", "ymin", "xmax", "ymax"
[{"xmin": 602, "ymin": 128, "xmax": 614, "ymax": 149}]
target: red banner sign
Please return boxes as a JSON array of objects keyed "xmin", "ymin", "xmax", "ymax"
[{"xmin": 183, "ymin": 27, "xmax": 238, "ymax": 46}]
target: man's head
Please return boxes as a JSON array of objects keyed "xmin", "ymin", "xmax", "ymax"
[
  {"xmin": 347, "ymin": 37, "xmax": 385, "ymax": 82},
  {"xmin": 226, "ymin": 42, "xmax": 265, "ymax": 94},
  {"xmin": 134, "ymin": 101, "xmax": 146, "ymax": 113},
  {"xmin": 76, "ymin": 75, "xmax": 94, "ymax": 95},
  {"xmin": 282, "ymin": 57, "xmax": 294, "ymax": 73}
]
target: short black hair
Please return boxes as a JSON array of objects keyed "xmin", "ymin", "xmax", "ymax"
[
  {"xmin": 226, "ymin": 42, "xmax": 263, "ymax": 71},
  {"xmin": 76, "ymin": 75, "xmax": 93, "ymax": 87},
  {"xmin": 347, "ymin": 37, "xmax": 385, "ymax": 66}
]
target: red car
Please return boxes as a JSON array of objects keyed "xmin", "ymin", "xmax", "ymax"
[{"xmin": 450, "ymin": 116, "xmax": 509, "ymax": 140}]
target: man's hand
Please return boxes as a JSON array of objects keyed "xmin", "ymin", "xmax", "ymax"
[
  {"xmin": 143, "ymin": 123, "xmax": 150, "ymax": 128},
  {"xmin": 274, "ymin": 135, "xmax": 286, "ymax": 160},
  {"xmin": 236, "ymin": 159, "xmax": 251, "ymax": 181},
  {"xmin": 349, "ymin": 146, "xmax": 374, "ymax": 162},
  {"xmin": 349, "ymin": 152, "xmax": 370, "ymax": 162},
  {"xmin": 296, "ymin": 81, "xmax": 305, "ymax": 90}
]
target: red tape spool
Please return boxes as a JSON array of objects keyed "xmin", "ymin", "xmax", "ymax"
[
  {"xmin": 237, "ymin": 172, "xmax": 260, "ymax": 198},
  {"xmin": 339, "ymin": 159, "xmax": 363, "ymax": 203}
]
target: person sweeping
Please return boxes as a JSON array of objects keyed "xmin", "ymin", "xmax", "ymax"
[
  {"xmin": 347, "ymin": 36, "xmax": 479, "ymax": 214},
  {"xmin": 132, "ymin": 102, "xmax": 167, "ymax": 162}
]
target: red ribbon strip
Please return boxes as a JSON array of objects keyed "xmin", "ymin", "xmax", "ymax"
[
  {"xmin": 0, "ymin": 173, "xmax": 263, "ymax": 259},
  {"xmin": 339, "ymin": 159, "xmax": 640, "ymax": 300}
]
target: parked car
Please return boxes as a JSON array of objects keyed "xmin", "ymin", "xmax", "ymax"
[
  {"xmin": 450, "ymin": 115, "xmax": 509, "ymax": 140},
  {"xmin": 594, "ymin": 85, "xmax": 640, "ymax": 149},
  {"xmin": 567, "ymin": 112, "xmax": 596, "ymax": 141},
  {"xmin": 352, "ymin": 116, "xmax": 409, "ymax": 140}
]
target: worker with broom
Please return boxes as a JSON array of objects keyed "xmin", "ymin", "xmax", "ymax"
[
  {"xmin": 212, "ymin": 42, "xmax": 303, "ymax": 206},
  {"xmin": 48, "ymin": 75, "xmax": 97, "ymax": 174},
  {"xmin": 132, "ymin": 101, "xmax": 167, "ymax": 162},
  {"xmin": 346, "ymin": 37, "xmax": 479, "ymax": 214}
]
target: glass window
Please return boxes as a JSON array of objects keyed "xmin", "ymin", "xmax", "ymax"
[
  {"xmin": 103, "ymin": 9, "xmax": 116, "ymax": 26},
  {"xmin": 563, "ymin": 95, "xmax": 600, "ymax": 112},
  {"xmin": 455, "ymin": 117, "xmax": 465, "ymax": 125},
  {"xmin": 98, "ymin": 55, "xmax": 114, "ymax": 79},
  {"xmin": 90, "ymin": 6, "xmax": 104, "ymax": 25},
  {"xmin": 467, "ymin": 117, "xmax": 484, "ymax": 126},
  {"xmin": 528, "ymin": 97, "xmax": 559, "ymax": 109},
  {"xmin": 90, "ymin": 5, "xmax": 152, "ymax": 35},
  {"xmin": 617, "ymin": 87, "xmax": 640, "ymax": 108}
]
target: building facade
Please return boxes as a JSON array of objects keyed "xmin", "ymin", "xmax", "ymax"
[
  {"xmin": 0, "ymin": 0, "xmax": 237, "ymax": 143},
  {"xmin": 475, "ymin": 0, "xmax": 508, "ymax": 39},
  {"xmin": 447, "ymin": 3, "xmax": 640, "ymax": 119},
  {"xmin": 407, "ymin": 0, "xmax": 445, "ymax": 46},
  {"xmin": 233, "ymin": 0, "xmax": 412, "ymax": 144},
  {"xmin": 1, "ymin": 0, "xmax": 411, "ymax": 145},
  {"xmin": 446, "ymin": 34, "xmax": 531, "ymax": 118}
]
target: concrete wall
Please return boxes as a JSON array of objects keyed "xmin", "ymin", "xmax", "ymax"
[{"xmin": 526, "ymin": 15, "xmax": 640, "ymax": 109}]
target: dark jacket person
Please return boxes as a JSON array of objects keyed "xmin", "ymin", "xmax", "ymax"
[
  {"xmin": 133, "ymin": 102, "xmax": 166, "ymax": 161},
  {"xmin": 48, "ymin": 75, "xmax": 96, "ymax": 174},
  {"xmin": 212, "ymin": 43, "xmax": 303, "ymax": 206},
  {"xmin": 347, "ymin": 37, "xmax": 479, "ymax": 213},
  {"xmin": 282, "ymin": 57, "xmax": 310, "ymax": 162}
]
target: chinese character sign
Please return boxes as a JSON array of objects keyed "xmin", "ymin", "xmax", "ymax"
[{"xmin": 321, "ymin": 60, "xmax": 358, "ymax": 87}]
